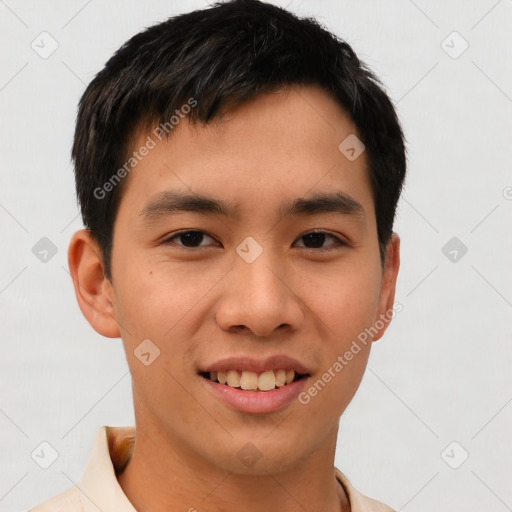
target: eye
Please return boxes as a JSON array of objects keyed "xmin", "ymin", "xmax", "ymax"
[
  {"xmin": 162, "ymin": 230, "xmax": 219, "ymax": 248},
  {"xmin": 294, "ymin": 231, "xmax": 346, "ymax": 249}
]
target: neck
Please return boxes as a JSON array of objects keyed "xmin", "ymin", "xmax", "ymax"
[{"xmin": 116, "ymin": 422, "xmax": 350, "ymax": 512}]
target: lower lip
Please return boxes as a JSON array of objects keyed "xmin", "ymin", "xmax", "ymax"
[{"xmin": 201, "ymin": 376, "xmax": 309, "ymax": 414}]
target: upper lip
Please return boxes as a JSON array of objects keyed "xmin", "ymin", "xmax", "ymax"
[{"xmin": 200, "ymin": 355, "xmax": 311, "ymax": 375}]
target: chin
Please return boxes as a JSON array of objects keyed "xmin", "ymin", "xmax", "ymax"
[{"xmin": 202, "ymin": 433, "xmax": 314, "ymax": 476}]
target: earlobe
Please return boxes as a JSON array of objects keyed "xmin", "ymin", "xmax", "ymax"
[
  {"xmin": 67, "ymin": 229, "xmax": 121, "ymax": 338},
  {"xmin": 372, "ymin": 233, "xmax": 401, "ymax": 342}
]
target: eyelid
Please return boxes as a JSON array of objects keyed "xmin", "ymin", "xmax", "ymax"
[
  {"xmin": 161, "ymin": 229, "xmax": 349, "ymax": 249},
  {"xmin": 161, "ymin": 230, "xmax": 220, "ymax": 247},
  {"xmin": 293, "ymin": 230, "xmax": 348, "ymax": 248}
]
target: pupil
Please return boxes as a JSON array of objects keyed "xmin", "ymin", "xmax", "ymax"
[
  {"xmin": 303, "ymin": 233, "xmax": 325, "ymax": 248},
  {"xmin": 181, "ymin": 231, "xmax": 203, "ymax": 247}
]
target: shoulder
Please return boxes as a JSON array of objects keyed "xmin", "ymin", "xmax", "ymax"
[
  {"xmin": 335, "ymin": 469, "xmax": 395, "ymax": 512},
  {"xmin": 27, "ymin": 486, "xmax": 84, "ymax": 512},
  {"xmin": 27, "ymin": 425, "xmax": 137, "ymax": 512}
]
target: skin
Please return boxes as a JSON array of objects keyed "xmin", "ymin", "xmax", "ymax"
[{"xmin": 69, "ymin": 85, "xmax": 400, "ymax": 512}]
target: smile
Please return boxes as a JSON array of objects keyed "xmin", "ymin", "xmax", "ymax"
[
  {"xmin": 202, "ymin": 369, "xmax": 306, "ymax": 391},
  {"xmin": 199, "ymin": 355, "xmax": 311, "ymax": 413}
]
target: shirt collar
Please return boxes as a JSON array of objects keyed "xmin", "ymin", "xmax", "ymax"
[{"xmin": 78, "ymin": 426, "xmax": 136, "ymax": 511}]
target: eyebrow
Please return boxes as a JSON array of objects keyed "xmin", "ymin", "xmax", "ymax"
[
  {"xmin": 139, "ymin": 190, "xmax": 366, "ymax": 225},
  {"xmin": 279, "ymin": 192, "xmax": 365, "ymax": 222},
  {"xmin": 140, "ymin": 191, "xmax": 240, "ymax": 222}
]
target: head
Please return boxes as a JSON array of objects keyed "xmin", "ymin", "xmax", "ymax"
[{"xmin": 69, "ymin": 0, "xmax": 405, "ymax": 475}]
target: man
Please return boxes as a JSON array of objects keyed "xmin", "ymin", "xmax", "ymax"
[{"xmin": 30, "ymin": 0, "xmax": 406, "ymax": 510}]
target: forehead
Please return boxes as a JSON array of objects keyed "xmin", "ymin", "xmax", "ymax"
[
  {"xmin": 179, "ymin": 86, "xmax": 357, "ymax": 160},
  {"xmin": 118, "ymin": 85, "xmax": 373, "ymax": 223}
]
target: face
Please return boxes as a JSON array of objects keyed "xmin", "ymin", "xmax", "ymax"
[{"xmin": 87, "ymin": 85, "xmax": 399, "ymax": 474}]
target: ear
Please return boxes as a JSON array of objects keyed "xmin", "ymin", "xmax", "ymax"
[
  {"xmin": 372, "ymin": 233, "xmax": 401, "ymax": 342},
  {"xmin": 68, "ymin": 229, "xmax": 121, "ymax": 338}
]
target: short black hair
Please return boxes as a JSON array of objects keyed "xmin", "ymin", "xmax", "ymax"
[{"xmin": 72, "ymin": 0, "xmax": 406, "ymax": 280}]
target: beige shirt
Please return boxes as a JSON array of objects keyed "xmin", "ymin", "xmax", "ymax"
[{"xmin": 29, "ymin": 426, "xmax": 394, "ymax": 512}]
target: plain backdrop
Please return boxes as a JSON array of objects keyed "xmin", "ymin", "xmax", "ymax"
[{"xmin": 1, "ymin": 1, "xmax": 511, "ymax": 511}]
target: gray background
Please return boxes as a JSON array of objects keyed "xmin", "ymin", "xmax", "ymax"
[{"xmin": 1, "ymin": 1, "xmax": 511, "ymax": 510}]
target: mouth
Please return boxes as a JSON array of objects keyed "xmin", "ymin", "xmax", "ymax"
[
  {"xmin": 198, "ymin": 355, "xmax": 311, "ymax": 414},
  {"xmin": 200, "ymin": 368, "xmax": 308, "ymax": 392}
]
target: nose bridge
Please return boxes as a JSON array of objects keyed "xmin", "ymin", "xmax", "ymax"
[
  {"xmin": 215, "ymin": 244, "xmax": 304, "ymax": 336},
  {"xmin": 235, "ymin": 234, "xmax": 282, "ymax": 294},
  {"xmin": 240, "ymin": 253, "xmax": 284, "ymax": 303}
]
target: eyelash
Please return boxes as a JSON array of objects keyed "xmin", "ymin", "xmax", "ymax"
[{"xmin": 161, "ymin": 230, "xmax": 347, "ymax": 251}]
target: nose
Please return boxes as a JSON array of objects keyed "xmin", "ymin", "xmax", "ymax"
[{"xmin": 215, "ymin": 254, "xmax": 305, "ymax": 337}]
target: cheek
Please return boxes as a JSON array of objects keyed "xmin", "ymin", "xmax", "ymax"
[
  {"xmin": 299, "ymin": 262, "xmax": 382, "ymax": 344},
  {"xmin": 113, "ymin": 259, "xmax": 220, "ymax": 340},
  {"xmin": 297, "ymin": 282, "xmax": 376, "ymax": 422},
  {"xmin": 298, "ymin": 262, "xmax": 381, "ymax": 419}
]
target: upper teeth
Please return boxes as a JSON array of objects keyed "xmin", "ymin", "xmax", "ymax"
[{"xmin": 209, "ymin": 369, "xmax": 296, "ymax": 391}]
